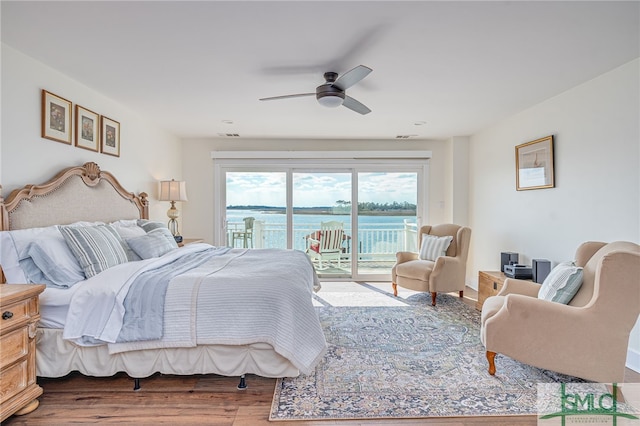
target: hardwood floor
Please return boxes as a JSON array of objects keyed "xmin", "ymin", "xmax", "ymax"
[
  {"xmin": 3, "ymin": 372, "xmax": 534, "ymax": 425},
  {"xmin": 4, "ymin": 286, "xmax": 640, "ymax": 425},
  {"xmin": 6, "ymin": 368, "xmax": 640, "ymax": 426}
]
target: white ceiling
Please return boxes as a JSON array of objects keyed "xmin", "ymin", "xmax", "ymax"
[{"xmin": 2, "ymin": 1, "xmax": 638, "ymax": 141}]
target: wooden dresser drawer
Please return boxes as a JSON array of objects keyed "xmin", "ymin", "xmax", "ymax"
[
  {"xmin": 0, "ymin": 284, "xmax": 45, "ymax": 422},
  {"xmin": 0, "ymin": 298, "xmax": 31, "ymax": 334},
  {"xmin": 0, "ymin": 357, "xmax": 28, "ymax": 405},
  {"xmin": 0, "ymin": 327, "xmax": 28, "ymax": 370}
]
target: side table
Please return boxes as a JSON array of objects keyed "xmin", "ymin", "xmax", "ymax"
[
  {"xmin": 0, "ymin": 284, "xmax": 46, "ymax": 422},
  {"xmin": 476, "ymin": 271, "xmax": 507, "ymax": 311}
]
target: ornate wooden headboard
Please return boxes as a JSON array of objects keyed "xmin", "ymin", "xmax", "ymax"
[
  {"xmin": 0, "ymin": 162, "xmax": 149, "ymax": 283},
  {"xmin": 0, "ymin": 162, "xmax": 149, "ymax": 231}
]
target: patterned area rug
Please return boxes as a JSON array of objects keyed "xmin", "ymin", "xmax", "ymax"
[{"xmin": 270, "ymin": 288, "xmax": 583, "ymax": 421}]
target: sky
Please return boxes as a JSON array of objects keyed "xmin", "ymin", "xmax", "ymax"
[{"xmin": 226, "ymin": 172, "xmax": 417, "ymax": 207}]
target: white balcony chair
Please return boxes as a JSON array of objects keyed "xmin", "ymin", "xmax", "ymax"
[
  {"xmin": 306, "ymin": 221, "xmax": 345, "ymax": 270},
  {"xmin": 231, "ymin": 217, "xmax": 254, "ymax": 248}
]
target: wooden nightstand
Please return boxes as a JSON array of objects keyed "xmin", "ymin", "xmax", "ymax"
[
  {"xmin": 0, "ymin": 284, "xmax": 46, "ymax": 422},
  {"xmin": 476, "ymin": 271, "xmax": 507, "ymax": 311}
]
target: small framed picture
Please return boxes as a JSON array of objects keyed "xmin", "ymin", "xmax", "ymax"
[
  {"xmin": 515, "ymin": 135, "xmax": 555, "ymax": 190},
  {"xmin": 75, "ymin": 105, "xmax": 100, "ymax": 152},
  {"xmin": 100, "ymin": 116, "xmax": 120, "ymax": 157},
  {"xmin": 41, "ymin": 90, "xmax": 72, "ymax": 144}
]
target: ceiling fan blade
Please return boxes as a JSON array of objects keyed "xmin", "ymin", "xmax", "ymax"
[
  {"xmin": 342, "ymin": 96, "xmax": 371, "ymax": 115},
  {"xmin": 332, "ymin": 65, "xmax": 372, "ymax": 91},
  {"xmin": 259, "ymin": 93, "xmax": 315, "ymax": 101}
]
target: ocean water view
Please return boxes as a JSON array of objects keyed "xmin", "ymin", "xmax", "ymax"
[{"xmin": 226, "ymin": 209, "xmax": 418, "ymax": 255}]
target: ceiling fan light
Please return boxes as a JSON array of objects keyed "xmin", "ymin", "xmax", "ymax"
[{"xmin": 317, "ymin": 94, "xmax": 344, "ymax": 108}]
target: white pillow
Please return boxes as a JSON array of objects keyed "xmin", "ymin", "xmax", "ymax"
[
  {"xmin": 110, "ymin": 219, "xmax": 146, "ymax": 239},
  {"xmin": 126, "ymin": 228, "xmax": 178, "ymax": 259},
  {"xmin": 27, "ymin": 238, "xmax": 85, "ymax": 288},
  {"xmin": 18, "ymin": 257, "xmax": 49, "ymax": 286},
  {"xmin": 538, "ymin": 261, "xmax": 584, "ymax": 304},
  {"xmin": 0, "ymin": 222, "xmax": 97, "ymax": 284},
  {"xmin": 59, "ymin": 224, "xmax": 129, "ymax": 278},
  {"xmin": 419, "ymin": 234, "xmax": 453, "ymax": 261},
  {"xmin": 109, "ymin": 220, "xmax": 146, "ymax": 261},
  {"xmin": 137, "ymin": 219, "xmax": 167, "ymax": 233}
]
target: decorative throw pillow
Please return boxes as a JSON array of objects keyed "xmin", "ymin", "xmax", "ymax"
[
  {"xmin": 419, "ymin": 234, "xmax": 453, "ymax": 261},
  {"xmin": 137, "ymin": 219, "xmax": 167, "ymax": 233},
  {"xmin": 309, "ymin": 239, "xmax": 321, "ymax": 253},
  {"xmin": 126, "ymin": 227, "xmax": 178, "ymax": 259},
  {"xmin": 538, "ymin": 261, "xmax": 584, "ymax": 304},
  {"xmin": 59, "ymin": 224, "xmax": 129, "ymax": 278}
]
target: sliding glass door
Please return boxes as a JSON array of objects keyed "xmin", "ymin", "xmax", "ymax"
[
  {"xmin": 217, "ymin": 156, "xmax": 427, "ymax": 281},
  {"xmin": 356, "ymin": 172, "xmax": 418, "ymax": 279},
  {"xmin": 293, "ymin": 172, "xmax": 352, "ymax": 278}
]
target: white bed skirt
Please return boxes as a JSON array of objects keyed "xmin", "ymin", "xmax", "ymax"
[{"xmin": 36, "ymin": 328, "xmax": 300, "ymax": 379}]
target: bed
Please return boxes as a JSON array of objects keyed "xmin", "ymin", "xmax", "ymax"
[{"xmin": 0, "ymin": 162, "xmax": 326, "ymax": 386}]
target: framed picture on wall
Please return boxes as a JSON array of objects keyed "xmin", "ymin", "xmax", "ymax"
[
  {"xmin": 41, "ymin": 90, "xmax": 72, "ymax": 144},
  {"xmin": 75, "ymin": 105, "xmax": 100, "ymax": 152},
  {"xmin": 515, "ymin": 135, "xmax": 555, "ymax": 190},
  {"xmin": 100, "ymin": 116, "xmax": 120, "ymax": 157}
]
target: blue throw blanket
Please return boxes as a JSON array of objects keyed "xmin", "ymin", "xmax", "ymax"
[{"xmin": 117, "ymin": 246, "xmax": 229, "ymax": 343}]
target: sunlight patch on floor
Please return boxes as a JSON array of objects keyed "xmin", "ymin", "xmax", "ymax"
[{"xmin": 313, "ymin": 281, "xmax": 415, "ymax": 307}]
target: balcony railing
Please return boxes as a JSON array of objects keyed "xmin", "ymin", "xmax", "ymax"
[{"xmin": 226, "ymin": 220, "xmax": 418, "ymax": 262}]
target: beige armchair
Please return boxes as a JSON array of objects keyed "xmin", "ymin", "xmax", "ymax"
[
  {"xmin": 481, "ymin": 241, "xmax": 640, "ymax": 383},
  {"xmin": 392, "ymin": 224, "xmax": 471, "ymax": 306}
]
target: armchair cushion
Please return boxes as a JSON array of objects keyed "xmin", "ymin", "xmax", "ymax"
[
  {"xmin": 419, "ymin": 234, "xmax": 453, "ymax": 261},
  {"xmin": 397, "ymin": 259, "xmax": 436, "ymax": 281},
  {"xmin": 538, "ymin": 261, "xmax": 584, "ymax": 304}
]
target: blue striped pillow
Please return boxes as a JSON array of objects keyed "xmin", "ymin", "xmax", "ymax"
[
  {"xmin": 538, "ymin": 261, "xmax": 584, "ymax": 304},
  {"xmin": 137, "ymin": 219, "xmax": 167, "ymax": 233},
  {"xmin": 59, "ymin": 224, "xmax": 129, "ymax": 278},
  {"xmin": 419, "ymin": 234, "xmax": 453, "ymax": 261},
  {"xmin": 126, "ymin": 228, "xmax": 178, "ymax": 259}
]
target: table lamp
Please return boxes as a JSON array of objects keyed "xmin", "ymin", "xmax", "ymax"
[{"xmin": 158, "ymin": 179, "xmax": 188, "ymax": 238}]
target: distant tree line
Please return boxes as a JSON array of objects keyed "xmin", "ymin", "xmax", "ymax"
[
  {"xmin": 334, "ymin": 200, "xmax": 416, "ymax": 213},
  {"xmin": 228, "ymin": 201, "xmax": 416, "ymax": 215}
]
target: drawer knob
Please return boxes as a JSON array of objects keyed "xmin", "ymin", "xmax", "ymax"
[{"xmin": 2, "ymin": 311, "xmax": 14, "ymax": 320}]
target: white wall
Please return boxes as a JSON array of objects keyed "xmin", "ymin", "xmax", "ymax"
[
  {"xmin": 1, "ymin": 45, "xmax": 182, "ymax": 222},
  {"xmin": 448, "ymin": 136, "xmax": 470, "ymax": 226},
  {"xmin": 468, "ymin": 58, "xmax": 640, "ymax": 370},
  {"xmin": 180, "ymin": 138, "xmax": 452, "ymax": 244}
]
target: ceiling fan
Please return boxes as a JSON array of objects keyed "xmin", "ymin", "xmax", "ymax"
[{"xmin": 259, "ymin": 65, "xmax": 372, "ymax": 115}]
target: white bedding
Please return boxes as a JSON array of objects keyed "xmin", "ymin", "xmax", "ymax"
[
  {"xmin": 60, "ymin": 244, "xmax": 326, "ymax": 375},
  {"xmin": 36, "ymin": 328, "xmax": 301, "ymax": 378},
  {"xmin": 39, "ymin": 286, "xmax": 77, "ymax": 328},
  {"xmin": 1, "ymin": 164, "xmax": 325, "ymax": 380}
]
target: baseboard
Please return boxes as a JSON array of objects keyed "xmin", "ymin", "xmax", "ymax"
[
  {"xmin": 627, "ymin": 347, "xmax": 640, "ymax": 373},
  {"xmin": 466, "ymin": 278, "xmax": 478, "ymax": 292}
]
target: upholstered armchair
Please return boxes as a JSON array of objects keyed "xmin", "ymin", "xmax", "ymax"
[
  {"xmin": 392, "ymin": 224, "xmax": 471, "ymax": 306},
  {"xmin": 481, "ymin": 241, "xmax": 640, "ymax": 383}
]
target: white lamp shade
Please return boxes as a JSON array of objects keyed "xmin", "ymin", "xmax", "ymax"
[{"xmin": 158, "ymin": 180, "xmax": 188, "ymax": 202}]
